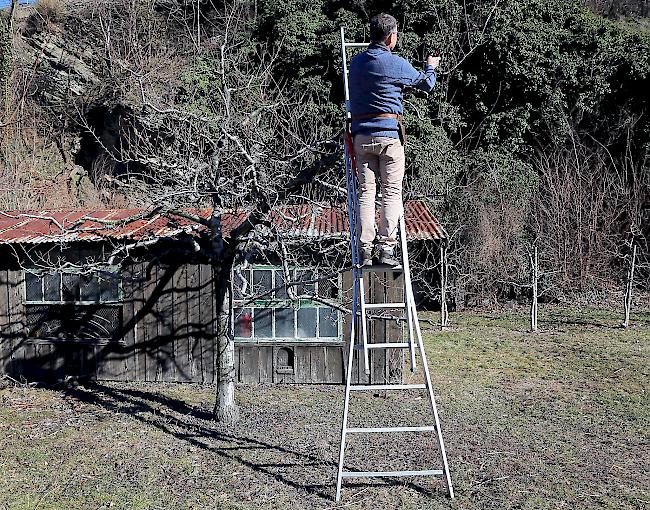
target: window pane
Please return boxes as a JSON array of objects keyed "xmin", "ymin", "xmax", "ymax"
[
  {"xmin": 318, "ymin": 274, "xmax": 338, "ymax": 300},
  {"xmin": 26, "ymin": 304, "xmax": 121, "ymax": 340},
  {"xmin": 295, "ymin": 270, "xmax": 315, "ymax": 296},
  {"xmin": 234, "ymin": 308, "xmax": 252, "ymax": 338},
  {"xmin": 275, "ymin": 308, "xmax": 294, "ymax": 338},
  {"xmin": 79, "ymin": 306, "xmax": 121, "ymax": 340},
  {"xmin": 25, "ymin": 273, "xmax": 43, "ymax": 302},
  {"xmin": 254, "ymin": 308, "xmax": 273, "ymax": 338},
  {"xmin": 275, "ymin": 270, "xmax": 289, "ymax": 299},
  {"xmin": 252, "ymin": 270, "xmax": 273, "ymax": 299},
  {"xmin": 78, "ymin": 247, "xmax": 103, "ymax": 266},
  {"xmin": 43, "ymin": 273, "xmax": 61, "ymax": 301},
  {"xmin": 297, "ymin": 308, "xmax": 317, "ymax": 338},
  {"xmin": 62, "ymin": 273, "xmax": 80, "ymax": 302},
  {"xmin": 80, "ymin": 274, "xmax": 100, "ymax": 302},
  {"xmin": 233, "ymin": 269, "xmax": 250, "ymax": 300},
  {"xmin": 100, "ymin": 276, "xmax": 119, "ymax": 302},
  {"xmin": 319, "ymin": 307, "xmax": 338, "ymax": 337}
]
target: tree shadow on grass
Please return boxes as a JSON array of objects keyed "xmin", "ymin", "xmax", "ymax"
[
  {"xmin": 539, "ymin": 317, "xmax": 616, "ymax": 329},
  {"xmin": 64, "ymin": 383, "xmax": 441, "ymax": 503},
  {"xmin": 537, "ymin": 309, "xmax": 623, "ymax": 329}
]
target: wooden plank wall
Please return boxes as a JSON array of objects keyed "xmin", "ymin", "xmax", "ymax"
[
  {"xmin": 339, "ymin": 270, "xmax": 404, "ymax": 386},
  {"xmin": 0, "ymin": 263, "xmax": 404, "ymax": 385}
]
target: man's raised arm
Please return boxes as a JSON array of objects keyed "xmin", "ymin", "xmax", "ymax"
[{"xmin": 394, "ymin": 55, "xmax": 440, "ymax": 93}]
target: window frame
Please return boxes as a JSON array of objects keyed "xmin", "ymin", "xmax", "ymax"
[
  {"xmin": 232, "ymin": 265, "xmax": 343, "ymax": 344},
  {"xmin": 23, "ymin": 267, "xmax": 123, "ymax": 306}
]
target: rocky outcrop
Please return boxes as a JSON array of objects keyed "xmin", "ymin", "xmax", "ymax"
[{"xmin": 18, "ymin": 22, "xmax": 99, "ymax": 104}]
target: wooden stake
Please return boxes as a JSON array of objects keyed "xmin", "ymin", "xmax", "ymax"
[
  {"xmin": 440, "ymin": 243, "xmax": 448, "ymax": 329},
  {"xmin": 530, "ymin": 245, "xmax": 538, "ymax": 333},
  {"xmin": 623, "ymin": 243, "xmax": 637, "ymax": 328}
]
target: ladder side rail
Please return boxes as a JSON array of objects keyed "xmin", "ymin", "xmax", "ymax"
[
  {"xmin": 358, "ymin": 275, "xmax": 370, "ymax": 374},
  {"xmin": 340, "ymin": 26, "xmax": 370, "ymax": 375},
  {"xmin": 399, "ymin": 214, "xmax": 417, "ymax": 372},
  {"xmin": 336, "ymin": 26, "xmax": 359, "ymax": 503},
  {"xmin": 335, "ymin": 301, "xmax": 357, "ymax": 502},
  {"xmin": 409, "ymin": 294, "xmax": 455, "ymax": 498},
  {"xmin": 340, "ymin": 25, "xmax": 360, "ymax": 331},
  {"xmin": 401, "ymin": 210, "xmax": 454, "ymax": 496}
]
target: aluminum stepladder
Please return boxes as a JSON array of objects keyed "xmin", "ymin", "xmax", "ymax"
[{"xmin": 335, "ymin": 27, "xmax": 454, "ymax": 502}]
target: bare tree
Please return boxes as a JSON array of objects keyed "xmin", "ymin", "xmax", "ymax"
[{"xmin": 2, "ymin": 0, "xmax": 344, "ymax": 424}]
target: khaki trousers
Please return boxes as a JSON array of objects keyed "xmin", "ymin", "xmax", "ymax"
[{"xmin": 353, "ymin": 134, "xmax": 405, "ymax": 250}]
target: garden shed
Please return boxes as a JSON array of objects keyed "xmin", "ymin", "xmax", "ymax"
[{"xmin": 0, "ymin": 202, "xmax": 447, "ymax": 385}]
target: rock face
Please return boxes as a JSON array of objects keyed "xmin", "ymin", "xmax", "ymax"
[
  {"xmin": 18, "ymin": 21, "xmax": 99, "ymax": 104},
  {"xmin": 14, "ymin": 9, "xmax": 125, "ymax": 181}
]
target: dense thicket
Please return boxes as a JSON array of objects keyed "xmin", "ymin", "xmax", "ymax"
[
  {"xmin": 247, "ymin": 0, "xmax": 650, "ymax": 302},
  {"xmin": 1, "ymin": 0, "xmax": 649, "ymax": 304}
]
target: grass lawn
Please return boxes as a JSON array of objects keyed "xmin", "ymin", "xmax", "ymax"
[{"xmin": 1, "ymin": 306, "xmax": 648, "ymax": 509}]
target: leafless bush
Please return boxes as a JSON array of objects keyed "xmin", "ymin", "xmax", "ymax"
[{"xmin": 34, "ymin": 0, "xmax": 68, "ymax": 25}]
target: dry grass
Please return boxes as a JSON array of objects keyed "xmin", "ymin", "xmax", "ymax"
[
  {"xmin": 0, "ymin": 306, "xmax": 649, "ymax": 509},
  {"xmin": 33, "ymin": 0, "xmax": 67, "ymax": 25}
]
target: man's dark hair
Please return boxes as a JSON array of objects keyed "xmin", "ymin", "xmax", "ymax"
[{"xmin": 370, "ymin": 13, "xmax": 397, "ymax": 43}]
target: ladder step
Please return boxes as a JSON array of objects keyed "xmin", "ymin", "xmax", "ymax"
[
  {"xmin": 354, "ymin": 342, "xmax": 410, "ymax": 350},
  {"xmin": 362, "ymin": 265, "xmax": 403, "ymax": 273},
  {"xmin": 349, "ymin": 384, "xmax": 426, "ymax": 391},
  {"xmin": 365, "ymin": 302, "xmax": 406, "ymax": 309},
  {"xmin": 347, "ymin": 426, "xmax": 437, "ymax": 433},
  {"xmin": 340, "ymin": 469, "xmax": 444, "ymax": 478}
]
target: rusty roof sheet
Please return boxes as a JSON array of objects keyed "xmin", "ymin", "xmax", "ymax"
[{"xmin": 0, "ymin": 201, "xmax": 446, "ymax": 245}]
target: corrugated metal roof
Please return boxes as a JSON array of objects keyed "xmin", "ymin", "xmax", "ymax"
[{"xmin": 0, "ymin": 201, "xmax": 446, "ymax": 245}]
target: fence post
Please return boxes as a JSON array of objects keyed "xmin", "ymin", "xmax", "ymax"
[
  {"xmin": 440, "ymin": 243, "xmax": 448, "ymax": 329},
  {"xmin": 623, "ymin": 243, "xmax": 637, "ymax": 328}
]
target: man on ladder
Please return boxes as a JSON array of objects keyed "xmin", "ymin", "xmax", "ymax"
[
  {"xmin": 336, "ymin": 14, "xmax": 454, "ymax": 502},
  {"xmin": 348, "ymin": 13, "xmax": 440, "ymax": 267}
]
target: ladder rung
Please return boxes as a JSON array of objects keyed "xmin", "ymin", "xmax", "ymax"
[
  {"xmin": 362, "ymin": 265, "xmax": 403, "ymax": 273},
  {"xmin": 365, "ymin": 302, "xmax": 406, "ymax": 309},
  {"xmin": 344, "ymin": 43, "xmax": 370, "ymax": 48},
  {"xmin": 341, "ymin": 469, "xmax": 443, "ymax": 478},
  {"xmin": 349, "ymin": 384, "xmax": 426, "ymax": 391},
  {"xmin": 346, "ymin": 426, "xmax": 437, "ymax": 433},
  {"xmin": 354, "ymin": 342, "xmax": 410, "ymax": 350}
]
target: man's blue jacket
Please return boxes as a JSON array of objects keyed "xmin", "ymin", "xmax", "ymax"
[{"xmin": 348, "ymin": 42, "xmax": 436, "ymax": 139}]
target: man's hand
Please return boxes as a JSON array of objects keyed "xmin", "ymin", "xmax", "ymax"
[{"xmin": 426, "ymin": 55, "xmax": 441, "ymax": 69}]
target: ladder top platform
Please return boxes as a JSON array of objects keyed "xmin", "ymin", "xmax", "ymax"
[{"xmin": 360, "ymin": 264, "xmax": 404, "ymax": 273}]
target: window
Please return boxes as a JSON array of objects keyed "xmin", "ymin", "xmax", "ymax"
[
  {"xmin": 233, "ymin": 266, "xmax": 341, "ymax": 342},
  {"xmin": 25, "ymin": 305, "xmax": 122, "ymax": 341},
  {"xmin": 24, "ymin": 268, "xmax": 122, "ymax": 341},
  {"xmin": 25, "ymin": 270, "xmax": 120, "ymax": 304}
]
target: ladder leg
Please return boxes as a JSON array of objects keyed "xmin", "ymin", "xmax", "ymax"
[
  {"xmin": 336, "ymin": 282, "xmax": 358, "ymax": 501},
  {"xmin": 359, "ymin": 274, "xmax": 370, "ymax": 375},
  {"xmin": 410, "ymin": 297, "xmax": 455, "ymax": 498},
  {"xmin": 399, "ymin": 215, "xmax": 417, "ymax": 372}
]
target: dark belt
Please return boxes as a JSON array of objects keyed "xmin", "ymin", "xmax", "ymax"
[
  {"xmin": 350, "ymin": 113, "xmax": 403, "ymax": 121},
  {"xmin": 347, "ymin": 112, "xmax": 406, "ymax": 146}
]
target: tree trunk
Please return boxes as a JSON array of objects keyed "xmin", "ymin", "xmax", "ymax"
[
  {"xmin": 0, "ymin": 1, "xmax": 17, "ymax": 121},
  {"xmin": 623, "ymin": 243, "xmax": 637, "ymax": 328},
  {"xmin": 213, "ymin": 268, "xmax": 239, "ymax": 425}
]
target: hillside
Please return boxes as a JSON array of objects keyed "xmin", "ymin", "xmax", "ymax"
[{"xmin": 1, "ymin": 0, "xmax": 648, "ymax": 302}]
